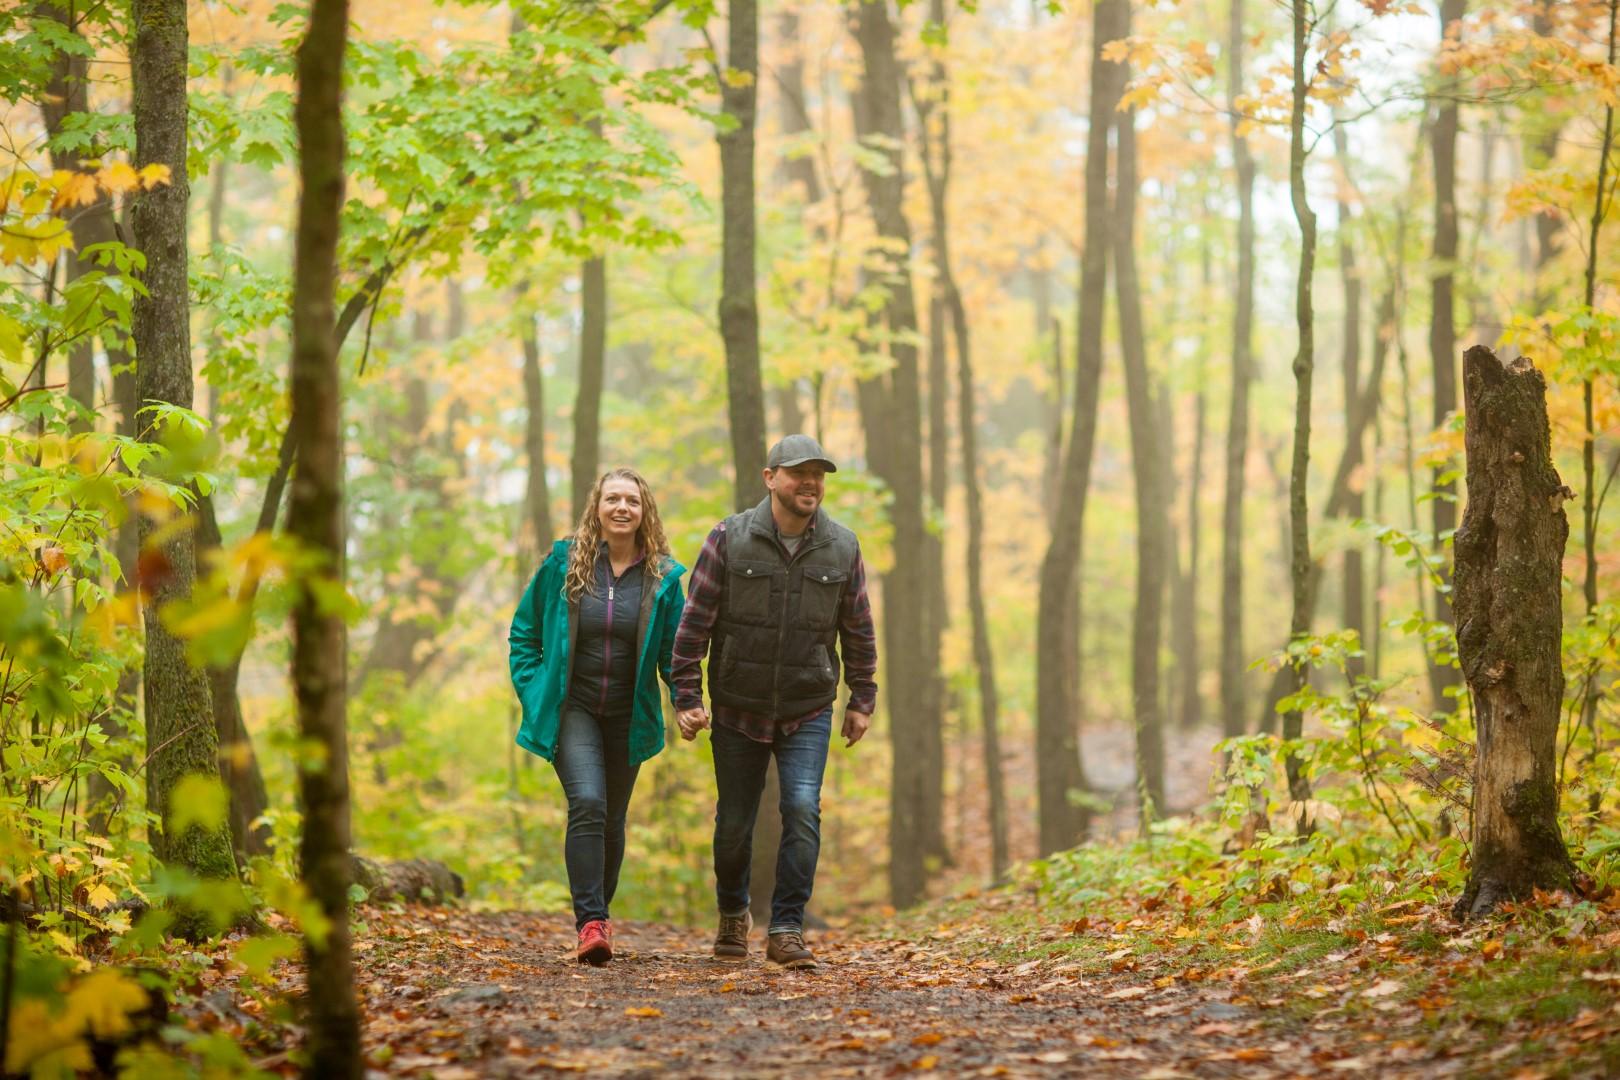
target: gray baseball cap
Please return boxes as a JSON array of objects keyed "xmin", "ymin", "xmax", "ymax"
[{"xmin": 767, "ymin": 434, "xmax": 837, "ymax": 472}]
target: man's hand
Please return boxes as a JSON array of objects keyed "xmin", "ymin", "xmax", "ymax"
[
  {"xmin": 677, "ymin": 706, "xmax": 710, "ymax": 742},
  {"xmin": 841, "ymin": 709, "xmax": 872, "ymax": 748}
]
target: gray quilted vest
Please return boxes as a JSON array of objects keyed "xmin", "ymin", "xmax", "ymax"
[{"xmin": 708, "ymin": 497, "xmax": 859, "ymax": 719}]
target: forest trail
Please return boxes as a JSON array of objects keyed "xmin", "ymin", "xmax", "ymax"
[
  {"xmin": 333, "ymin": 908, "xmax": 1268, "ymax": 1077},
  {"xmin": 227, "ymin": 903, "xmax": 1523, "ymax": 1079}
]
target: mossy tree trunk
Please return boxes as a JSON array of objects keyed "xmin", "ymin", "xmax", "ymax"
[
  {"xmin": 1452, "ymin": 346, "xmax": 1576, "ymax": 918},
  {"xmin": 131, "ymin": 0, "xmax": 238, "ymax": 888},
  {"xmin": 289, "ymin": 0, "xmax": 362, "ymax": 1068}
]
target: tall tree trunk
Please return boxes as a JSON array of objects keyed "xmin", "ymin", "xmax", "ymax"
[
  {"xmin": 1282, "ymin": 0, "xmax": 1317, "ymax": 814},
  {"xmin": 1526, "ymin": 3, "xmax": 1563, "ymax": 311},
  {"xmin": 717, "ymin": 0, "xmax": 782, "ymax": 928},
  {"xmin": 1333, "ymin": 119, "xmax": 1367, "ymax": 680},
  {"xmin": 1033, "ymin": 0, "xmax": 1123, "ymax": 855},
  {"xmin": 914, "ymin": 0, "xmax": 1008, "ymax": 883},
  {"xmin": 1369, "ymin": 286, "xmax": 1396, "ymax": 679},
  {"xmin": 132, "ymin": 0, "xmax": 238, "ymax": 890},
  {"xmin": 718, "ymin": 0, "xmax": 765, "ymax": 512},
  {"xmin": 1174, "ymin": 228, "xmax": 1210, "ymax": 731},
  {"xmin": 771, "ymin": 6, "xmax": 816, "ymax": 440},
  {"xmin": 1428, "ymin": 0, "xmax": 1466, "ymax": 707},
  {"xmin": 1451, "ymin": 347, "xmax": 1575, "ymax": 918},
  {"xmin": 1113, "ymin": 55, "xmax": 1167, "ymax": 824},
  {"xmin": 572, "ymin": 253, "xmax": 607, "ymax": 524},
  {"xmin": 851, "ymin": 0, "xmax": 933, "ymax": 906},
  {"xmin": 914, "ymin": 0, "xmax": 952, "ymax": 870},
  {"xmin": 288, "ymin": 0, "xmax": 361, "ymax": 1067},
  {"xmin": 38, "ymin": 0, "xmax": 135, "ymax": 834},
  {"xmin": 37, "ymin": 0, "xmax": 99, "ymax": 434},
  {"xmin": 519, "ymin": 302, "xmax": 553, "ymax": 551},
  {"xmin": 1577, "ymin": 0, "xmax": 1616, "ymax": 807},
  {"xmin": 1220, "ymin": 0, "xmax": 1257, "ymax": 741}
]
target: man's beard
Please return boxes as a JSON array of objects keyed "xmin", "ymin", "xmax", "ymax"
[{"xmin": 774, "ymin": 487, "xmax": 816, "ymax": 519}]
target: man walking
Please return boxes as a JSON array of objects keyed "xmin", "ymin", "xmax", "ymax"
[{"xmin": 672, "ymin": 435, "xmax": 878, "ymax": 970}]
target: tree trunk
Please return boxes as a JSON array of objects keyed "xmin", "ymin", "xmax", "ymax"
[
  {"xmin": 717, "ymin": 0, "xmax": 782, "ymax": 928},
  {"xmin": 572, "ymin": 253, "xmax": 607, "ymax": 524},
  {"xmin": 289, "ymin": 0, "xmax": 362, "ymax": 1068},
  {"xmin": 39, "ymin": 0, "xmax": 136, "ymax": 834},
  {"xmin": 718, "ymin": 0, "xmax": 766, "ymax": 513},
  {"xmin": 1174, "ymin": 223, "xmax": 1210, "ymax": 731},
  {"xmin": 131, "ymin": 0, "xmax": 238, "ymax": 891},
  {"xmin": 914, "ymin": 0, "xmax": 1007, "ymax": 883},
  {"xmin": 1113, "ymin": 60, "xmax": 1167, "ymax": 824},
  {"xmin": 1333, "ymin": 120, "xmax": 1367, "ymax": 681},
  {"xmin": 519, "ymin": 302, "xmax": 553, "ymax": 551},
  {"xmin": 37, "ymin": 0, "xmax": 100, "ymax": 435},
  {"xmin": 1283, "ymin": 0, "xmax": 1317, "ymax": 815},
  {"xmin": 1428, "ymin": 0, "xmax": 1466, "ymax": 708},
  {"xmin": 1220, "ymin": 0, "xmax": 1257, "ymax": 741},
  {"xmin": 1577, "ymin": 0, "xmax": 1616, "ymax": 811},
  {"xmin": 1451, "ymin": 347, "xmax": 1576, "ymax": 918},
  {"xmin": 195, "ymin": 499, "xmax": 272, "ymax": 861},
  {"xmin": 771, "ymin": 6, "xmax": 816, "ymax": 441},
  {"xmin": 851, "ymin": 0, "xmax": 933, "ymax": 906},
  {"xmin": 1034, "ymin": 0, "xmax": 1124, "ymax": 855}
]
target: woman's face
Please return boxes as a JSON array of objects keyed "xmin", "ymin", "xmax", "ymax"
[{"xmin": 597, "ymin": 477, "xmax": 644, "ymax": 544}]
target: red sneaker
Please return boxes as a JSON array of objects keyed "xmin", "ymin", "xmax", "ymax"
[{"xmin": 577, "ymin": 919, "xmax": 612, "ymax": 966}]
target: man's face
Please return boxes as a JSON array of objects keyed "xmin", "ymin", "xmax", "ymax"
[{"xmin": 765, "ymin": 463, "xmax": 826, "ymax": 519}]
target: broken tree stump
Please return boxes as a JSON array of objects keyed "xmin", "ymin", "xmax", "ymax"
[
  {"xmin": 1452, "ymin": 345, "xmax": 1577, "ymax": 919},
  {"xmin": 351, "ymin": 857, "xmax": 465, "ymax": 904}
]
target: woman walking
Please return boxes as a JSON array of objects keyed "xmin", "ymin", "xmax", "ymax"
[{"xmin": 509, "ymin": 467, "xmax": 686, "ymax": 964}]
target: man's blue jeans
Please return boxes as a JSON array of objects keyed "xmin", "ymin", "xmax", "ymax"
[
  {"xmin": 553, "ymin": 704, "xmax": 640, "ymax": 930},
  {"xmin": 711, "ymin": 705, "xmax": 833, "ymax": 934}
]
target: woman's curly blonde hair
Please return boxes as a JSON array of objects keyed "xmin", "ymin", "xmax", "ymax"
[{"xmin": 563, "ymin": 467, "xmax": 671, "ymax": 603}]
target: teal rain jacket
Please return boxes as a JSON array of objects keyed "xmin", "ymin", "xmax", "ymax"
[{"xmin": 508, "ymin": 538, "xmax": 687, "ymax": 765}]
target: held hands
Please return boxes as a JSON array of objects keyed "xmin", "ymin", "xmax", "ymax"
[
  {"xmin": 677, "ymin": 706, "xmax": 710, "ymax": 742},
  {"xmin": 841, "ymin": 708, "xmax": 872, "ymax": 748}
]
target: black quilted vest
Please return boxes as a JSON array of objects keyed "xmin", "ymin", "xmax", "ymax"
[{"xmin": 708, "ymin": 497, "xmax": 859, "ymax": 719}]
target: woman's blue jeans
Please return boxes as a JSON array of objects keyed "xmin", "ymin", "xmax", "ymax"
[
  {"xmin": 553, "ymin": 704, "xmax": 640, "ymax": 930},
  {"xmin": 711, "ymin": 705, "xmax": 833, "ymax": 934}
]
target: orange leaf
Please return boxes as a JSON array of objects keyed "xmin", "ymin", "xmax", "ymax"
[{"xmin": 624, "ymin": 1006, "xmax": 662, "ymax": 1018}]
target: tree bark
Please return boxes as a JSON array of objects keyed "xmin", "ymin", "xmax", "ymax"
[
  {"xmin": 519, "ymin": 302, "xmax": 554, "ymax": 552},
  {"xmin": 572, "ymin": 253, "xmax": 607, "ymax": 524},
  {"xmin": 37, "ymin": 0, "xmax": 100, "ymax": 435},
  {"xmin": 1333, "ymin": 120, "xmax": 1367, "ymax": 680},
  {"xmin": 1283, "ymin": 0, "xmax": 1317, "ymax": 813},
  {"xmin": 1451, "ymin": 347, "xmax": 1576, "ymax": 918},
  {"xmin": 1220, "ymin": 0, "xmax": 1257, "ymax": 741},
  {"xmin": 1428, "ymin": 0, "xmax": 1466, "ymax": 707},
  {"xmin": 718, "ymin": 0, "xmax": 766, "ymax": 513},
  {"xmin": 913, "ymin": 0, "xmax": 1008, "ymax": 883},
  {"xmin": 1033, "ymin": 0, "xmax": 1124, "ymax": 855},
  {"xmin": 289, "ymin": 0, "xmax": 362, "ymax": 1068},
  {"xmin": 131, "ymin": 0, "xmax": 238, "ymax": 891},
  {"xmin": 850, "ymin": 0, "xmax": 933, "ymax": 906},
  {"xmin": 1113, "ymin": 57, "xmax": 1167, "ymax": 824}
]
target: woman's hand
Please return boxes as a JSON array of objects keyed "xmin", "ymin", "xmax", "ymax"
[{"xmin": 677, "ymin": 706, "xmax": 710, "ymax": 741}]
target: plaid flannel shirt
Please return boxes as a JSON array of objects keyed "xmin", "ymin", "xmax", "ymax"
[{"xmin": 672, "ymin": 520, "xmax": 878, "ymax": 743}]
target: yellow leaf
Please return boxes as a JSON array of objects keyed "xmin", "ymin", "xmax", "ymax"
[
  {"xmin": 64, "ymin": 970, "xmax": 148, "ymax": 1039},
  {"xmin": 51, "ymin": 172, "xmax": 100, "ymax": 210},
  {"xmin": 721, "ymin": 67, "xmax": 755, "ymax": 89},
  {"xmin": 1482, "ymin": 939, "xmax": 1503, "ymax": 960},
  {"xmin": 137, "ymin": 163, "xmax": 172, "ymax": 189},
  {"xmin": 86, "ymin": 882, "xmax": 117, "ymax": 910},
  {"xmin": 96, "ymin": 161, "xmax": 139, "ymax": 194},
  {"xmin": 914, "ymin": 1056, "xmax": 940, "ymax": 1071},
  {"xmin": 624, "ymin": 1006, "xmax": 663, "ymax": 1018}
]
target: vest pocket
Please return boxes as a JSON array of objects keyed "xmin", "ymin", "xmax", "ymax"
[
  {"xmin": 727, "ymin": 559, "xmax": 775, "ymax": 621},
  {"xmin": 798, "ymin": 566, "xmax": 847, "ymax": 630}
]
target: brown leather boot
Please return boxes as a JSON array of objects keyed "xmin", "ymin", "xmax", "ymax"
[
  {"xmin": 714, "ymin": 909, "xmax": 752, "ymax": 960},
  {"xmin": 765, "ymin": 929, "xmax": 817, "ymax": 970}
]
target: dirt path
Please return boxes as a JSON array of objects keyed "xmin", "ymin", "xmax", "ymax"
[{"xmin": 341, "ymin": 909, "xmax": 1299, "ymax": 1078}]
